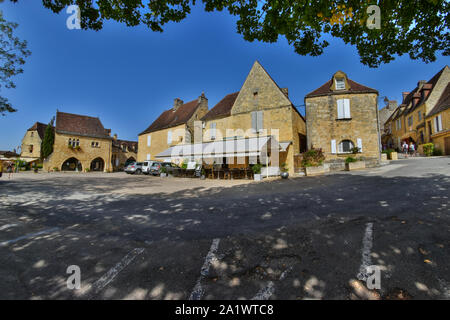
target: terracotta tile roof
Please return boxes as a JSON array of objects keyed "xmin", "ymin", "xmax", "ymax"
[
  {"xmin": 427, "ymin": 83, "xmax": 450, "ymax": 117},
  {"xmin": 201, "ymin": 92, "xmax": 239, "ymax": 121},
  {"xmin": 139, "ymin": 98, "xmax": 201, "ymax": 135},
  {"xmin": 405, "ymin": 66, "xmax": 448, "ymax": 115},
  {"xmin": 0, "ymin": 150, "xmax": 20, "ymax": 158},
  {"xmin": 305, "ymin": 78, "xmax": 378, "ymax": 98},
  {"xmin": 28, "ymin": 122, "xmax": 52, "ymax": 140},
  {"xmin": 55, "ymin": 111, "xmax": 111, "ymax": 139}
]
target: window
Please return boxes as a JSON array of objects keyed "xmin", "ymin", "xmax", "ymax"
[
  {"xmin": 428, "ymin": 121, "xmax": 432, "ymax": 135},
  {"xmin": 335, "ymin": 78, "xmax": 345, "ymax": 90},
  {"xmin": 396, "ymin": 119, "xmax": 402, "ymax": 130},
  {"xmin": 338, "ymin": 140, "xmax": 354, "ymax": 153},
  {"xmin": 337, "ymin": 99, "xmax": 351, "ymax": 119},
  {"xmin": 210, "ymin": 122, "xmax": 216, "ymax": 140},
  {"xmin": 31, "ymin": 132, "xmax": 34, "ymax": 137},
  {"xmin": 146, "ymin": 154, "xmax": 151, "ymax": 160},
  {"xmin": 435, "ymin": 115, "xmax": 443, "ymax": 132},
  {"xmin": 147, "ymin": 135, "xmax": 151, "ymax": 147},
  {"xmin": 29, "ymin": 145, "xmax": 33, "ymax": 153},
  {"xmin": 251, "ymin": 111, "xmax": 264, "ymax": 133},
  {"xmin": 68, "ymin": 138, "xmax": 72, "ymax": 146},
  {"xmin": 418, "ymin": 111, "xmax": 422, "ymax": 121},
  {"xmin": 408, "ymin": 116, "xmax": 413, "ymax": 127},
  {"xmin": 76, "ymin": 139, "xmax": 80, "ymax": 147},
  {"xmin": 331, "ymin": 140, "xmax": 337, "ymax": 154},
  {"xmin": 167, "ymin": 130, "xmax": 172, "ymax": 144}
]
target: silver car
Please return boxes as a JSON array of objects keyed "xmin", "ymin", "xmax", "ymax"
[{"xmin": 124, "ymin": 162, "xmax": 144, "ymax": 174}]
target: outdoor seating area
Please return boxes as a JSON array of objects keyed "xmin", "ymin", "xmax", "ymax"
[{"xmin": 168, "ymin": 164, "xmax": 255, "ymax": 180}]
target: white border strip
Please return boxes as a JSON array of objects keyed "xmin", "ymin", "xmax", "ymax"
[
  {"xmin": 252, "ymin": 267, "xmax": 292, "ymax": 300},
  {"xmin": 88, "ymin": 248, "xmax": 145, "ymax": 298},
  {"xmin": 0, "ymin": 227, "xmax": 59, "ymax": 247},
  {"xmin": 357, "ymin": 222, "xmax": 373, "ymax": 281},
  {"xmin": 189, "ymin": 238, "xmax": 220, "ymax": 300}
]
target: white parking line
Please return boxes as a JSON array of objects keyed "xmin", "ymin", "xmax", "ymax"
[
  {"xmin": 0, "ymin": 227, "xmax": 60, "ymax": 247},
  {"xmin": 189, "ymin": 238, "xmax": 220, "ymax": 300},
  {"xmin": 252, "ymin": 267, "xmax": 292, "ymax": 300},
  {"xmin": 88, "ymin": 248, "xmax": 145, "ymax": 298},
  {"xmin": 357, "ymin": 222, "xmax": 374, "ymax": 281},
  {"xmin": 0, "ymin": 223, "xmax": 19, "ymax": 231}
]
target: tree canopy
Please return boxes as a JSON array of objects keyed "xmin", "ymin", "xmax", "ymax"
[
  {"xmin": 41, "ymin": 117, "xmax": 55, "ymax": 159},
  {"xmin": 12, "ymin": 0, "xmax": 449, "ymax": 67},
  {"xmin": 0, "ymin": 10, "xmax": 31, "ymax": 115}
]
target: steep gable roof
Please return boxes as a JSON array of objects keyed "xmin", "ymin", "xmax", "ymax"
[
  {"xmin": 28, "ymin": 122, "xmax": 51, "ymax": 140},
  {"xmin": 201, "ymin": 92, "xmax": 239, "ymax": 121},
  {"xmin": 427, "ymin": 83, "xmax": 450, "ymax": 118},
  {"xmin": 139, "ymin": 98, "xmax": 201, "ymax": 135},
  {"xmin": 305, "ymin": 76, "xmax": 378, "ymax": 98},
  {"xmin": 56, "ymin": 111, "xmax": 111, "ymax": 139},
  {"xmin": 404, "ymin": 66, "xmax": 449, "ymax": 115}
]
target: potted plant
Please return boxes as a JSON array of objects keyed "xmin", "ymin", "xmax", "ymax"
[
  {"xmin": 252, "ymin": 164, "xmax": 262, "ymax": 181},
  {"xmin": 160, "ymin": 166, "xmax": 167, "ymax": 177},
  {"xmin": 301, "ymin": 148, "xmax": 327, "ymax": 176},
  {"xmin": 280, "ymin": 163, "xmax": 289, "ymax": 179},
  {"xmin": 200, "ymin": 168, "xmax": 206, "ymax": 180},
  {"xmin": 345, "ymin": 156, "xmax": 366, "ymax": 171}
]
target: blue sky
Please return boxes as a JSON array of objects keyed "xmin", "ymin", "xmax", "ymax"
[{"xmin": 0, "ymin": 1, "xmax": 448, "ymax": 151}]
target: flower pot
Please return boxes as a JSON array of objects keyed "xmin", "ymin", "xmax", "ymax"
[
  {"xmin": 345, "ymin": 161, "xmax": 366, "ymax": 171},
  {"xmin": 388, "ymin": 152, "xmax": 398, "ymax": 160},
  {"xmin": 280, "ymin": 172, "xmax": 289, "ymax": 179},
  {"xmin": 254, "ymin": 174, "xmax": 262, "ymax": 181},
  {"xmin": 160, "ymin": 173, "xmax": 167, "ymax": 177},
  {"xmin": 304, "ymin": 165, "xmax": 329, "ymax": 176}
]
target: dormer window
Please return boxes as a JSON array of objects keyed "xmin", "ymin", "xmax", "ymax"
[{"xmin": 335, "ymin": 78, "xmax": 345, "ymax": 90}]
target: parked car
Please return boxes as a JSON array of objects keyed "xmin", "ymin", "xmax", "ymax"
[
  {"xmin": 125, "ymin": 162, "xmax": 144, "ymax": 174},
  {"xmin": 142, "ymin": 160, "xmax": 161, "ymax": 174},
  {"xmin": 149, "ymin": 162, "xmax": 179, "ymax": 176}
]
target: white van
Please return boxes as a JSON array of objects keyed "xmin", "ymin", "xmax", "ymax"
[{"xmin": 142, "ymin": 160, "xmax": 161, "ymax": 174}]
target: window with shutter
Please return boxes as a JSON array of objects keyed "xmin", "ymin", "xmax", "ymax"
[
  {"xmin": 344, "ymin": 99, "xmax": 351, "ymax": 118},
  {"xmin": 147, "ymin": 135, "xmax": 151, "ymax": 147},
  {"xmin": 437, "ymin": 115, "xmax": 443, "ymax": 132},
  {"xmin": 331, "ymin": 140, "xmax": 337, "ymax": 154},
  {"xmin": 257, "ymin": 111, "xmax": 263, "ymax": 132},
  {"xmin": 210, "ymin": 122, "xmax": 216, "ymax": 140},
  {"xmin": 251, "ymin": 111, "xmax": 257, "ymax": 133},
  {"xmin": 337, "ymin": 100, "xmax": 344, "ymax": 119},
  {"xmin": 357, "ymin": 138, "xmax": 363, "ymax": 152},
  {"xmin": 167, "ymin": 131, "xmax": 172, "ymax": 144},
  {"xmin": 335, "ymin": 78, "xmax": 345, "ymax": 90},
  {"xmin": 147, "ymin": 154, "xmax": 151, "ymax": 160}
]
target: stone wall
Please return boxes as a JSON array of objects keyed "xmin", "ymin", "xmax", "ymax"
[
  {"xmin": 43, "ymin": 132, "xmax": 112, "ymax": 172},
  {"xmin": 20, "ymin": 130, "xmax": 42, "ymax": 159},
  {"xmin": 305, "ymin": 93, "xmax": 380, "ymax": 162}
]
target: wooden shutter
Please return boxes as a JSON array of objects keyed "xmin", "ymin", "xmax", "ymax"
[
  {"xmin": 357, "ymin": 138, "xmax": 363, "ymax": 152},
  {"xmin": 210, "ymin": 122, "xmax": 216, "ymax": 140},
  {"xmin": 337, "ymin": 100, "xmax": 344, "ymax": 119},
  {"xmin": 147, "ymin": 135, "xmax": 151, "ymax": 147},
  {"xmin": 167, "ymin": 131, "xmax": 172, "ymax": 144},
  {"xmin": 257, "ymin": 111, "xmax": 263, "ymax": 132},
  {"xmin": 251, "ymin": 111, "xmax": 257, "ymax": 133},
  {"xmin": 331, "ymin": 140, "xmax": 337, "ymax": 154},
  {"xmin": 344, "ymin": 99, "xmax": 351, "ymax": 118},
  {"xmin": 437, "ymin": 115, "xmax": 443, "ymax": 132},
  {"xmin": 147, "ymin": 154, "xmax": 151, "ymax": 160}
]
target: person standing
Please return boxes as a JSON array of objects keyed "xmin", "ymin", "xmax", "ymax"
[
  {"xmin": 6, "ymin": 162, "xmax": 14, "ymax": 179},
  {"xmin": 402, "ymin": 141, "xmax": 409, "ymax": 157},
  {"xmin": 409, "ymin": 142, "xmax": 416, "ymax": 157}
]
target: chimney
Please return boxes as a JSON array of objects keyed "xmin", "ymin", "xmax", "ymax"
[
  {"xmin": 417, "ymin": 80, "xmax": 427, "ymax": 90},
  {"xmin": 198, "ymin": 91, "xmax": 207, "ymax": 104},
  {"xmin": 402, "ymin": 92, "xmax": 410, "ymax": 103},
  {"xmin": 113, "ymin": 133, "xmax": 117, "ymax": 141},
  {"xmin": 412, "ymin": 92, "xmax": 421, "ymax": 107},
  {"xmin": 173, "ymin": 98, "xmax": 184, "ymax": 111},
  {"xmin": 422, "ymin": 83, "xmax": 432, "ymax": 99},
  {"xmin": 281, "ymin": 88, "xmax": 289, "ymax": 97}
]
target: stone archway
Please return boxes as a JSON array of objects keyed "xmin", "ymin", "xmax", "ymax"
[
  {"xmin": 124, "ymin": 157, "xmax": 136, "ymax": 167},
  {"xmin": 62, "ymin": 157, "xmax": 82, "ymax": 171},
  {"xmin": 90, "ymin": 157, "xmax": 105, "ymax": 172}
]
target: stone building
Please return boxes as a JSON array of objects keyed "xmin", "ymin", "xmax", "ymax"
[
  {"xmin": 112, "ymin": 135, "xmax": 138, "ymax": 170},
  {"xmin": 43, "ymin": 111, "xmax": 114, "ymax": 172},
  {"xmin": 425, "ymin": 82, "xmax": 450, "ymax": 155},
  {"xmin": 137, "ymin": 93, "xmax": 209, "ymax": 163},
  {"xmin": 20, "ymin": 122, "xmax": 52, "ymax": 163},
  {"xmin": 383, "ymin": 65, "xmax": 449, "ymax": 153},
  {"xmin": 305, "ymin": 71, "xmax": 380, "ymax": 167},
  {"xmin": 192, "ymin": 60, "xmax": 306, "ymax": 175}
]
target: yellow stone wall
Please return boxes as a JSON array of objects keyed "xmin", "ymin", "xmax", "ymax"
[
  {"xmin": 20, "ymin": 130, "xmax": 42, "ymax": 159},
  {"xmin": 43, "ymin": 132, "xmax": 113, "ymax": 172},
  {"xmin": 138, "ymin": 123, "xmax": 187, "ymax": 162},
  {"xmin": 429, "ymin": 109, "xmax": 450, "ymax": 154},
  {"xmin": 305, "ymin": 93, "xmax": 380, "ymax": 161}
]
